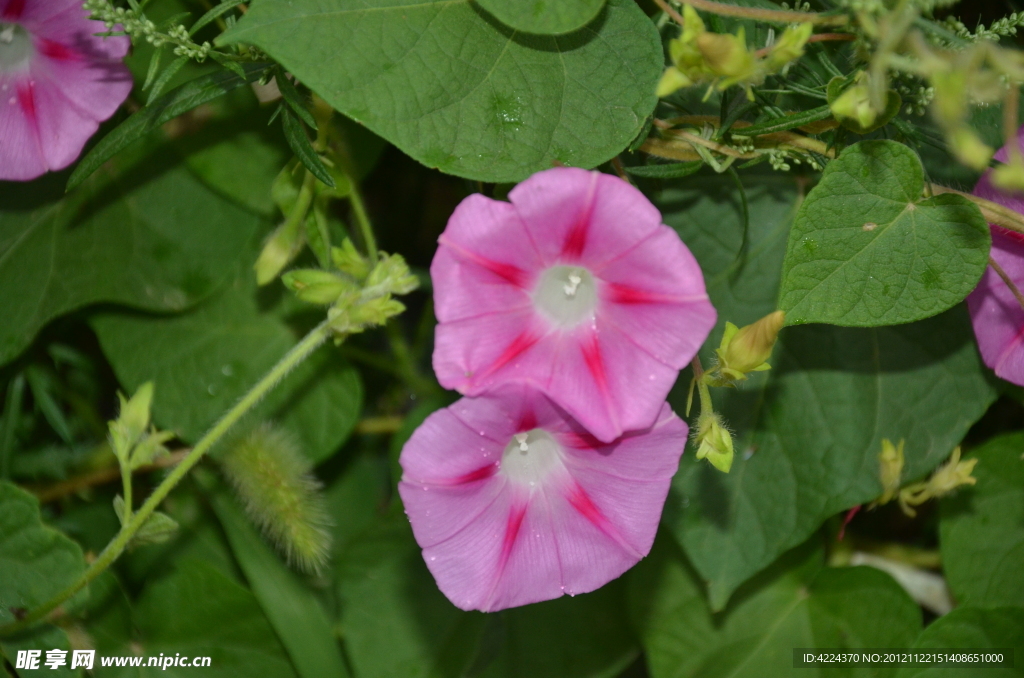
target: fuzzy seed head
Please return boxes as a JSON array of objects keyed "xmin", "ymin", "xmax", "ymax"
[{"xmin": 220, "ymin": 424, "xmax": 333, "ymax": 574}]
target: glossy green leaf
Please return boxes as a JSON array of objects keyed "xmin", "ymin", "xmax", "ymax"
[
  {"xmin": 629, "ymin": 536, "xmax": 922, "ymax": 678},
  {"xmin": 210, "ymin": 490, "xmax": 350, "ymax": 678},
  {"xmin": 780, "ymin": 140, "xmax": 990, "ymax": 327},
  {"xmin": 940, "ymin": 433, "xmax": 1024, "ymax": 609},
  {"xmin": 658, "ymin": 175, "xmax": 997, "ymax": 610},
  {"xmin": 90, "ymin": 245, "xmax": 363, "ymax": 464},
  {"xmin": 336, "ymin": 512, "xmax": 638, "ymax": 678},
  {"xmin": 0, "ymin": 481, "xmax": 85, "ymax": 677},
  {"xmin": 219, "ymin": 0, "xmax": 661, "ymax": 182},
  {"xmin": 94, "ymin": 559, "xmax": 299, "ymax": 678},
  {"xmin": 476, "ymin": 0, "xmax": 605, "ymax": 35},
  {"xmin": 0, "ymin": 163, "xmax": 260, "ymax": 368},
  {"xmin": 894, "ymin": 607, "xmax": 1024, "ymax": 678}
]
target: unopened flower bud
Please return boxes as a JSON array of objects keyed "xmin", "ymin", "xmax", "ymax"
[
  {"xmin": 990, "ymin": 158, "xmax": 1024, "ymax": 192},
  {"xmin": 948, "ymin": 126, "xmax": 994, "ymax": 171},
  {"xmin": 830, "ymin": 73, "xmax": 877, "ymax": 130},
  {"xmin": 367, "ymin": 253, "xmax": 419, "ymax": 296},
  {"xmin": 697, "ymin": 28, "xmax": 755, "ymax": 82},
  {"xmin": 255, "ymin": 219, "xmax": 305, "ymax": 286},
  {"xmin": 876, "ymin": 438, "xmax": 905, "ymax": 505},
  {"xmin": 765, "ymin": 23, "xmax": 813, "ymax": 72},
  {"xmin": 695, "ymin": 412, "xmax": 734, "ymax": 473},
  {"xmin": 331, "ymin": 238, "xmax": 371, "ymax": 280},
  {"xmin": 109, "ymin": 382, "xmax": 154, "ymax": 461},
  {"xmin": 282, "ymin": 269, "xmax": 353, "ymax": 305},
  {"xmin": 716, "ymin": 310, "xmax": 784, "ymax": 381}
]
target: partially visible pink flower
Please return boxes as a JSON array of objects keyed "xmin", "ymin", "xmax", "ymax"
[
  {"xmin": 0, "ymin": 0, "xmax": 131, "ymax": 181},
  {"xmin": 969, "ymin": 129, "xmax": 1024, "ymax": 386},
  {"xmin": 431, "ymin": 167, "xmax": 716, "ymax": 443},
  {"xmin": 397, "ymin": 384, "xmax": 687, "ymax": 612}
]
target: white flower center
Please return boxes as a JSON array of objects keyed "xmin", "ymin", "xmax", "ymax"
[
  {"xmin": 501, "ymin": 429, "xmax": 562, "ymax": 487},
  {"xmin": 0, "ymin": 23, "xmax": 31, "ymax": 71},
  {"xmin": 533, "ymin": 265, "xmax": 597, "ymax": 327}
]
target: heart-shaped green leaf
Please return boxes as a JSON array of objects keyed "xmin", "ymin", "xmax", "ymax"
[
  {"xmin": 780, "ymin": 140, "xmax": 990, "ymax": 327},
  {"xmin": 476, "ymin": 0, "xmax": 605, "ymax": 35}
]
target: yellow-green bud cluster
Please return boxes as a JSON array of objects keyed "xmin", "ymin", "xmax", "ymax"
[
  {"xmin": 109, "ymin": 382, "xmax": 174, "ymax": 471},
  {"xmin": 657, "ymin": 6, "xmax": 813, "ymax": 99}
]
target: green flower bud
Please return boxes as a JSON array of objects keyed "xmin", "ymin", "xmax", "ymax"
[
  {"xmin": 331, "ymin": 238, "xmax": 371, "ymax": 280},
  {"xmin": 282, "ymin": 268, "xmax": 354, "ymax": 305},
  {"xmin": 656, "ymin": 66, "xmax": 695, "ymax": 98},
  {"xmin": 109, "ymin": 382, "xmax": 154, "ymax": 462},
  {"xmin": 716, "ymin": 310, "xmax": 784, "ymax": 381},
  {"xmin": 255, "ymin": 218, "xmax": 306, "ymax": 286},
  {"xmin": 991, "ymin": 159, "xmax": 1024, "ymax": 193},
  {"xmin": 948, "ymin": 126, "xmax": 994, "ymax": 171},
  {"xmin": 367, "ymin": 252, "xmax": 419, "ymax": 296},
  {"xmin": 695, "ymin": 412, "xmax": 734, "ymax": 473},
  {"xmin": 698, "ymin": 28, "xmax": 756, "ymax": 83},
  {"xmin": 876, "ymin": 438, "xmax": 905, "ymax": 505},
  {"xmin": 764, "ymin": 23, "xmax": 813, "ymax": 72}
]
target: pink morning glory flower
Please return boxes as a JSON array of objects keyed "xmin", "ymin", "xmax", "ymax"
[
  {"xmin": 968, "ymin": 129, "xmax": 1024, "ymax": 386},
  {"xmin": 0, "ymin": 0, "xmax": 131, "ymax": 181},
  {"xmin": 397, "ymin": 384, "xmax": 688, "ymax": 612},
  {"xmin": 431, "ymin": 167, "xmax": 717, "ymax": 443}
]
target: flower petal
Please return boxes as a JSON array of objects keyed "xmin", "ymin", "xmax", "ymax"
[
  {"xmin": 4, "ymin": 0, "xmax": 79, "ymax": 24},
  {"xmin": 0, "ymin": 75, "xmax": 46, "ymax": 180},
  {"xmin": 968, "ymin": 228, "xmax": 1024, "ymax": 385},
  {"xmin": 509, "ymin": 168, "xmax": 662, "ymax": 267},
  {"xmin": 430, "ymin": 245, "xmax": 534, "ymax": 323},
  {"xmin": 598, "ymin": 227, "xmax": 716, "ymax": 369},
  {"xmin": 433, "ymin": 308, "xmax": 555, "ymax": 394}
]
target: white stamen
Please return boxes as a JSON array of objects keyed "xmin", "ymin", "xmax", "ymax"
[
  {"xmin": 0, "ymin": 26, "xmax": 14, "ymax": 44},
  {"xmin": 514, "ymin": 432, "xmax": 529, "ymax": 452},
  {"xmin": 563, "ymin": 273, "xmax": 582, "ymax": 297}
]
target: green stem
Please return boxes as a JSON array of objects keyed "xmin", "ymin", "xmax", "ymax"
[
  {"xmin": 121, "ymin": 463, "xmax": 133, "ymax": 523},
  {"xmin": 0, "ymin": 320, "xmax": 332, "ymax": 639},
  {"xmin": 348, "ymin": 183, "xmax": 377, "ymax": 262}
]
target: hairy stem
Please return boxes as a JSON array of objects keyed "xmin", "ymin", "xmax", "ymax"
[
  {"xmin": 652, "ymin": 0, "xmax": 847, "ymax": 26},
  {"xmin": 929, "ymin": 184, "xmax": 1024, "ymax": 235},
  {"xmin": 0, "ymin": 320, "xmax": 333, "ymax": 639}
]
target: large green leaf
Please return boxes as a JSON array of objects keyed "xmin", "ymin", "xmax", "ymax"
[
  {"xmin": 476, "ymin": 0, "xmax": 606, "ymax": 35},
  {"xmin": 629, "ymin": 536, "xmax": 922, "ymax": 678},
  {"xmin": 218, "ymin": 0, "xmax": 661, "ymax": 182},
  {"xmin": 91, "ymin": 246, "xmax": 363, "ymax": 465},
  {"xmin": 657, "ymin": 174, "xmax": 997, "ymax": 610},
  {"xmin": 940, "ymin": 433, "xmax": 1024, "ymax": 609},
  {"xmin": 0, "ymin": 160, "xmax": 261, "ymax": 367},
  {"xmin": 0, "ymin": 482, "xmax": 84, "ymax": 677},
  {"xmin": 894, "ymin": 607, "xmax": 1024, "ymax": 678},
  {"xmin": 92, "ymin": 559, "xmax": 299, "ymax": 678},
  {"xmin": 780, "ymin": 140, "xmax": 990, "ymax": 327},
  {"xmin": 336, "ymin": 512, "xmax": 638, "ymax": 678}
]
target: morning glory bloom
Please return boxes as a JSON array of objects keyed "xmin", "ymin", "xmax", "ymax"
[
  {"xmin": 431, "ymin": 167, "xmax": 716, "ymax": 443},
  {"xmin": 968, "ymin": 128, "xmax": 1024, "ymax": 386},
  {"xmin": 397, "ymin": 384, "xmax": 687, "ymax": 612},
  {"xmin": 0, "ymin": 0, "xmax": 131, "ymax": 181}
]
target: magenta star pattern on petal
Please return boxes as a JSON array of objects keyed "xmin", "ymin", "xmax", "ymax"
[
  {"xmin": 431, "ymin": 167, "xmax": 717, "ymax": 443},
  {"xmin": 969, "ymin": 128, "xmax": 1024, "ymax": 386},
  {"xmin": 0, "ymin": 0, "xmax": 131, "ymax": 181},
  {"xmin": 397, "ymin": 384, "xmax": 687, "ymax": 612}
]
